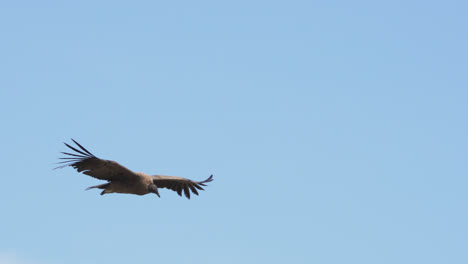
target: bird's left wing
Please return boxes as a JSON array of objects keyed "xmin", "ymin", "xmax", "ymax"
[
  {"xmin": 151, "ymin": 174, "xmax": 213, "ymax": 199},
  {"xmin": 55, "ymin": 139, "xmax": 138, "ymax": 182}
]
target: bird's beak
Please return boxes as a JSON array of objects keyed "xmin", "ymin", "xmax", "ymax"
[{"xmin": 149, "ymin": 184, "xmax": 160, "ymax": 197}]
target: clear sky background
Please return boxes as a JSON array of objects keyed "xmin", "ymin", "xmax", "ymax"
[{"xmin": 0, "ymin": 1, "xmax": 467, "ymax": 264}]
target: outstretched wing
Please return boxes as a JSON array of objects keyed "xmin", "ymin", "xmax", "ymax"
[
  {"xmin": 55, "ymin": 139, "xmax": 138, "ymax": 182},
  {"xmin": 151, "ymin": 174, "xmax": 213, "ymax": 199}
]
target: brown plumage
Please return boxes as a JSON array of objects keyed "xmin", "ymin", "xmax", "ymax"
[{"xmin": 55, "ymin": 139, "xmax": 213, "ymax": 199}]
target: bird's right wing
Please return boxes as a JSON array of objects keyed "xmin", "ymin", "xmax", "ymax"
[
  {"xmin": 151, "ymin": 174, "xmax": 213, "ymax": 199},
  {"xmin": 55, "ymin": 139, "xmax": 138, "ymax": 182}
]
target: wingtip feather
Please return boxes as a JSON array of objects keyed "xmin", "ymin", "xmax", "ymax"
[{"xmin": 71, "ymin": 139, "xmax": 95, "ymax": 157}]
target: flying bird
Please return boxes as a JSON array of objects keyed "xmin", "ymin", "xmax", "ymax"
[{"xmin": 55, "ymin": 139, "xmax": 213, "ymax": 199}]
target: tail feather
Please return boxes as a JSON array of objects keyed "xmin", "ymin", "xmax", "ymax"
[{"xmin": 85, "ymin": 183, "xmax": 110, "ymax": 191}]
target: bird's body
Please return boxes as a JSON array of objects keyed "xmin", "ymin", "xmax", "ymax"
[
  {"xmin": 89, "ymin": 172, "xmax": 152, "ymax": 195},
  {"xmin": 55, "ymin": 139, "xmax": 213, "ymax": 199},
  {"xmin": 108, "ymin": 172, "xmax": 152, "ymax": 195}
]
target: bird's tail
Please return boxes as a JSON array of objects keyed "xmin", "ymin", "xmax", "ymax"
[{"xmin": 85, "ymin": 183, "xmax": 110, "ymax": 191}]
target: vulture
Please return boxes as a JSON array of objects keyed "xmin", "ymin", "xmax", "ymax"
[{"xmin": 55, "ymin": 139, "xmax": 213, "ymax": 199}]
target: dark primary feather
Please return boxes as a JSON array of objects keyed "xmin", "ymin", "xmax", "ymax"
[
  {"xmin": 152, "ymin": 174, "xmax": 213, "ymax": 199},
  {"xmin": 71, "ymin": 138, "xmax": 95, "ymax": 156}
]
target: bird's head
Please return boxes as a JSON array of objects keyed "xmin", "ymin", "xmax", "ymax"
[{"xmin": 148, "ymin": 184, "xmax": 160, "ymax": 197}]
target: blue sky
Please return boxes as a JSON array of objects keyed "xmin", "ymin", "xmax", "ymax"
[{"xmin": 1, "ymin": 1, "xmax": 467, "ymax": 263}]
